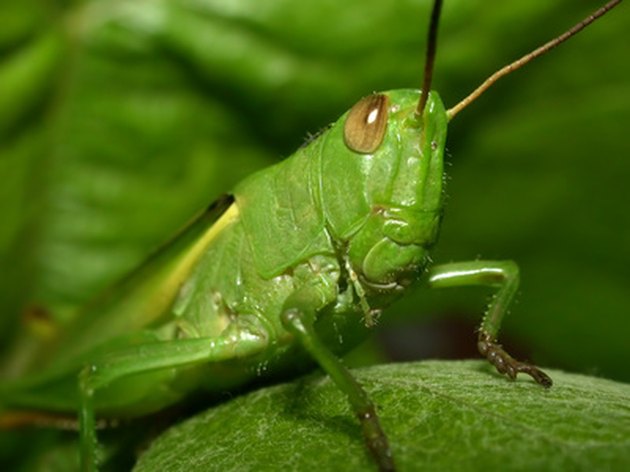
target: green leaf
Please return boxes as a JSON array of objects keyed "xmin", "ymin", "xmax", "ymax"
[{"xmin": 135, "ymin": 360, "xmax": 630, "ymax": 472}]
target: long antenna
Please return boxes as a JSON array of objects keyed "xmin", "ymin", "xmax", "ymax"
[
  {"xmin": 447, "ymin": 0, "xmax": 622, "ymax": 120},
  {"xmin": 417, "ymin": 0, "xmax": 443, "ymax": 116}
]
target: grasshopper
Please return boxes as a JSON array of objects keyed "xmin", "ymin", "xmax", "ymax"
[{"xmin": 0, "ymin": 1, "xmax": 622, "ymax": 470}]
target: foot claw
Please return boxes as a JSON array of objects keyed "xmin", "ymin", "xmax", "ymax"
[{"xmin": 478, "ymin": 331, "xmax": 552, "ymax": 388}]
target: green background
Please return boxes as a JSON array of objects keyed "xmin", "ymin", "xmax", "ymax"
[{"xmin": 1, "ymin": 0, "xmax": 628, "ymax": 469}]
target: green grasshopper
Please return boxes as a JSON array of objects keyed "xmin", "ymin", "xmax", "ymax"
[{"xmin": 0, "ymin": 1, "xmax": 622, "ymax": 470}]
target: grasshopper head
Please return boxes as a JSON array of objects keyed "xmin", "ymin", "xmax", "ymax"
[{"xmin": 319, "ymin": 89, "xmax": 447, "ymax": 287}]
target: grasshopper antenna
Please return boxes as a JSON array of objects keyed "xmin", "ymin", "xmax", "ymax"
[
  {"xmin": 447, "ymin": 0, "xmax": 622, "ymax": 120},
  {"xmin": 417, "ymin": 0, "xmax": 443, "ymax": 116}
]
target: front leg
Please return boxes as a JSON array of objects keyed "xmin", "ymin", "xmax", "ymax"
[
  {"xmin": 281, "ymin": 285, "xmax": 395, "ymax": 472},
  {"xmin": 426, "ymin": 260, "xmax": 552, "ymax": 388}
]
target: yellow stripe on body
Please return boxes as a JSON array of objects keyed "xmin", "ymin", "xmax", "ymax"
[
  {"xmin": 76, "ymin": 202, "xmax": 242, "ymax": 337},
  {"xmin": 148, "ymin": 203, "xmax": 240, "ymax": 315}
]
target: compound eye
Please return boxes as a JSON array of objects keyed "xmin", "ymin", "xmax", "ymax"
[{"xmin": 343, "ymin": 94, "xmax": 389, "ymax": 154}]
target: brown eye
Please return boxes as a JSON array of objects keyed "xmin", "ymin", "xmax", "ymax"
[{"xmin": 343, "ymin": 94, "xmax": 389, "ymax": 154}]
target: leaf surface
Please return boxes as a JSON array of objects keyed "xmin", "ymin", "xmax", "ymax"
[{"xmin": 135, "ymin": 360, "xmax": 630, "ymax": 472}]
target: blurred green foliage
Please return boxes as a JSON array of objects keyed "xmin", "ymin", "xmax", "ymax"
[{"xmin": 0, "ymin": 0, "xmax": 628, "ymax": 469}]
